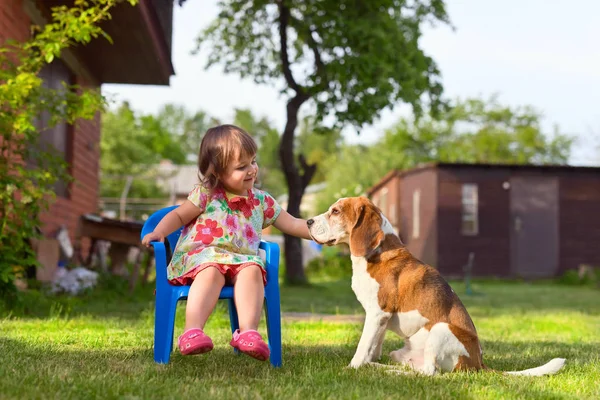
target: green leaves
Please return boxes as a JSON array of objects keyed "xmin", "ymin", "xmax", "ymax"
[
  {"xmin": 1, "ymin": 0, "xmax": 134, "ymax": 299},
  {"xmin": 317, "ymin": 97, "xmax": 575, "ymax": 213},
  {"xmin": 383, "ymin": 97, "xmax": 574, "ymax": 165},
  {"xmin": 199, "ymin": 0, "xmax": 449, "ymax": 128},
  {"xmin": 99, "ymin": 103, "xmax": 212, "ymax": 209}
]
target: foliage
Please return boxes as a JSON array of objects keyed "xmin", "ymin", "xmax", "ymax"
[
  {"xmin": 152, "ymin": 103, "xmax": 216, "ymax": 163},
  {"xmin": 381, "ymin": 96, "xmax": 574, "ymax": 165},
  {"xmin": 305, "ymin": 246, "xmax": 352, "ymax": 280},
  {"xmin": 100, "ymin": 103, "xmax": 181, "ymax": 201},
  {"xmin": 316, "ymin": 143, "xmax": 400, "ymax": 212},
  {"xmin": 295, "ymin": 117, "xmax": 343, "ymax": 184},
  {"xmin": 100, "ymin": 102, "xmax": 217, "ymax": 208},
  {"xmin": 318, "ymin": 97, "xmax": 575, "ymax": 212},
  {"xmin": 0, "ymin": 0, "xmax": 136, "ymax": 301},
  {"xmin": 557, "ymin": 266, "xmax": 600, "ymax": 287},
  {"xmin": 194, "ymin": 0, "xmax": 451, "ymax": 284},
  {"xmin": 196, "ymin": 0, "xmax": 448, "ymax": 125}
]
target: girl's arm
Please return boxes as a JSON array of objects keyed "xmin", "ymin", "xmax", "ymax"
[
  {"xmin": 142, "ymin": 200, "xmax": 202, "ymax": 246},
  {"xmin": 272, "ymin": 209, "xmax": 311, "ymax": 240}
]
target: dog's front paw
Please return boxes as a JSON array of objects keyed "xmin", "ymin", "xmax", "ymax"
[{"xmin": 348, "ymin": 357, "xmax": 367, "ymax": 369}]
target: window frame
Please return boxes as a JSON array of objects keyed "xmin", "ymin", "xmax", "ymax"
[
  {"xmin": 461, "ymin": 183, "xmax": 479, "ymax": 236},
  {"xmin": 412, "ymin": 189, "xmax": 420, "ymax": 239}
]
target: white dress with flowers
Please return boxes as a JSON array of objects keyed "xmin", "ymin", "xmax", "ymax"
[{"xmin": 166, "ymin": 184, "xmax": 281, "ymax": 283}]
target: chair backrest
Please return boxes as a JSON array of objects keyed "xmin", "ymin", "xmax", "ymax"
[{"xmin": 141, "ymin": 205, "xmax": 184, "ymax": 252}]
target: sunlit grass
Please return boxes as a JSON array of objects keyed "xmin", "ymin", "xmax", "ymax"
[{"xmin": 1, "ymin": 278, "xmax": 598, "ymax": 399}]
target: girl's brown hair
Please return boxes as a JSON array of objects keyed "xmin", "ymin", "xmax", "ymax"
[{"xmin": 198, "ymin": 124, "xmax": 258, "ymax": 190}]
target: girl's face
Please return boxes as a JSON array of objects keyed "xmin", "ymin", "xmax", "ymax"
[{"xmin": 220, "ymin": 153, "xmax": 258, "ymax": 195}]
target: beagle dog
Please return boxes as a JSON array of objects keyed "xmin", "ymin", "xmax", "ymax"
[{"xmin": 307, "ymin": 197, "xmax": 565, "ymax": 376}]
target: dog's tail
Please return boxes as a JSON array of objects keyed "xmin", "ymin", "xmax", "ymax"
[{"xmin": 501, "ymin": 358, "xmax": 566, "ymax": 376}]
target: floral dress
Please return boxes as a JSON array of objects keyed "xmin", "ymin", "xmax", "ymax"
[{"xmin": 167, "ymin": 184, "xmax": 281, "ymax": 284}]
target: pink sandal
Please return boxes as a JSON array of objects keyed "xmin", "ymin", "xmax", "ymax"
[
  {"xmin": 178, "ymin": 328, "xmax": 214, "ymax": 355},
  {"xmin": 230, "ymin": 329, "xmax": 270, "ymax": 361}
]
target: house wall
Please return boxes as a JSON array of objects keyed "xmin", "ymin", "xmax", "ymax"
[
  {"xmin": 437, "ymin": 167, "xmax": 511, "ymax": 277},
  {"xmin": 2, "ymin": 3, "xmax": 101, "ymax": 254},
  {"xmin": 40, "ymin": 103, "xmax": 101, "ymax": 242},
  {"xmin": 370, "ymin": 163, "xmax": 600, "ymax": 279},
  {"xmin": 0, "ymin": 1, "xmax": 30, "ymax": 43},
  {"xmin": 371, "ymin": 175, "xmax": 401, "ymax": 233},
  {"xmin": 558, "ymin": 171, "xmax": 600, "ymax": 273},
  {"xmin": 400, "ymin": 170, "xmax": 438, "ymax": 267}
]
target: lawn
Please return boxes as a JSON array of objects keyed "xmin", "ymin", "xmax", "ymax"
[{"xmin": 0, "ymin": 276, "xmax": 598, "ymax": 400}]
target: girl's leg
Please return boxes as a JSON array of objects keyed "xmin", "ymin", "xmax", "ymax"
[
  {"xmin": 231, "ymin": 265, "xmax": 264, "ymax": 331},
  {"xmin": 185, "ymin": 266, "xmax": 225, "ymax": 331}
]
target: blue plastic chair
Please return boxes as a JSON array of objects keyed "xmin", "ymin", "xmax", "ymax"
[{"xmin": 141, "ymin": 205, "xmax": 282, "ymax": 367}]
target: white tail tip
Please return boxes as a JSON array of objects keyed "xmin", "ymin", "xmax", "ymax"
[{"xmin": 506, "ymin": 358, "xmax": 566, "ymax": 376}]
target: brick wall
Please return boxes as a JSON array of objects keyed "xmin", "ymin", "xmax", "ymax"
[
  {"xmin": 0, "ymin": 1, "xmax": 30, "ymax": 44},
  {"xmin": 39, "ymin": 106, "xmax": 101, "ymax": 242}
]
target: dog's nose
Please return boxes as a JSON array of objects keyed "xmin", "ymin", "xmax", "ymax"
[{"xmin": 307, "ymin": 219, "xmax": 314, "ymax": 226}]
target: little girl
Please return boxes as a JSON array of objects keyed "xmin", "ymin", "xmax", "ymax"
[{"xmin": 142, "ymin": 124, "xmax": 311, "ymax": 361}]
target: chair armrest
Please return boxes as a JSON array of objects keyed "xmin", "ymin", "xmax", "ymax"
[
  {"xmin": 259, "ymin": 240, "xmax": 280, "ymax": 285},
  {"xmin": 150, "ymin": 241, "xmax": 169, "ymax": 290}
]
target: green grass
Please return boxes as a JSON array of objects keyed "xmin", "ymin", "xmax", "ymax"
[{"xmin": 0, "ymin": 277, "xmax": 598, "ymax": 399}]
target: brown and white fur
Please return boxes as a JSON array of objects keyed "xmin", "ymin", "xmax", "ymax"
[{"xmin": 307, "ymin": 197, "xmax": 565, "ymax": 376}]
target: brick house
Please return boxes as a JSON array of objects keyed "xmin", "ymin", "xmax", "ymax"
[
  {"xmin": 368, "ymin": 163, "xmax": 600, "ymax": 278},
  {"xmin": 1, "ymin": 0, "xmax": 174, "ymax": 251}
]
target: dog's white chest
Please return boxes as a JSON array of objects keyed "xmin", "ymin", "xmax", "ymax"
[
  {"xmin": 388, "ymin": 310, "xmax": 430, "ymax": 338},
  {"xmin": 350, "ymin": 256, "xmax": 381, "ymax": 312}
]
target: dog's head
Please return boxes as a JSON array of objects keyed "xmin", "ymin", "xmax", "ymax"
[{"xmin": 307, "ymin": 197, "xmax": 385, "ymax": 258}]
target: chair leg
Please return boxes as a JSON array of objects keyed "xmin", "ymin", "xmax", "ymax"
[
  {"xmin": 264, "ymin": 285, "xmax": 282, "ymax": 367},
  {"xmin": 154, "ymin": 293, "xmax": 178, "ymax": 364},
  {"xmin": 228, "ymin": 298, "xmax": 240, "ymax": 355}
]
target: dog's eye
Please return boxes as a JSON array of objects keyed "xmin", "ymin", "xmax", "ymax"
[{"xmin": 331, "ymin": 208, "xmax": 340, "ymax": 215}]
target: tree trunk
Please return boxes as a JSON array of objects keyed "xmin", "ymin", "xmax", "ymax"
[{"xmin": 279, "ymin": 93, "xmax": 314, "ymax": 285}]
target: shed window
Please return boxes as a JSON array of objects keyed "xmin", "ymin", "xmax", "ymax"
[
  {"xmin": 412, "ymin": 189, "xmax": 420, "ymax": 239},
  {"xmin": 461, "ymin": 184, "xmax": 479, "ymax": 235}
]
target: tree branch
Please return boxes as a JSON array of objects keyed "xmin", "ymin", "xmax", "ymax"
[
  {"xmin": 289, "ymin": 14, "xmax": 325, "ymax": 91},
  {"xmin": 276, "ymin": 0, "xmax": 303, "ymax": 94},
  {"xmin": 307, "ymin": 26, "xmax": 325, "ymax": 80}
]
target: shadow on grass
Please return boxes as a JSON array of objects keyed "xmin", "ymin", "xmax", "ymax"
[
  {"xmin": 281, "ymin": 278, "xmax": 600, "ymax": 317},
  {"xmin": 4, "ymin": 277, "xmax": 599, "ymax": 322},
  {"xmin": 0, "ymin": 335, "xmax": 597, "ymax": 399}
]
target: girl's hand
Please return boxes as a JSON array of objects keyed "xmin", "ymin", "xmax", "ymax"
[
  {"xmin": 273, "ymin": 209, "xmax": 312, "ymax": 240},
  {"xmin": 142, "ymin": 231, "xmax": 164, "ymax": 247}
]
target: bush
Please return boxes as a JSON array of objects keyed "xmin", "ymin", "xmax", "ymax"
[{"xmin": 558, "ymin": 265, "xmax": 600, "ymax": 287}]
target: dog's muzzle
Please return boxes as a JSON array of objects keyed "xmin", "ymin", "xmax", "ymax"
[{"xmin": 307, "ymin": 216, "xmax": 335, "ymax": 245}]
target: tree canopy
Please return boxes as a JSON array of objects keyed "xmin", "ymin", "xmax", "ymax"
[{"xmin": 193, "ymin": 0, "xmax": 451, "ymax": 283}]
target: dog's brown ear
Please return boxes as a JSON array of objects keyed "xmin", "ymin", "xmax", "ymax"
[{"xmin": 349, "ymin": 200, "xmax": 384, "ymax": 259}]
